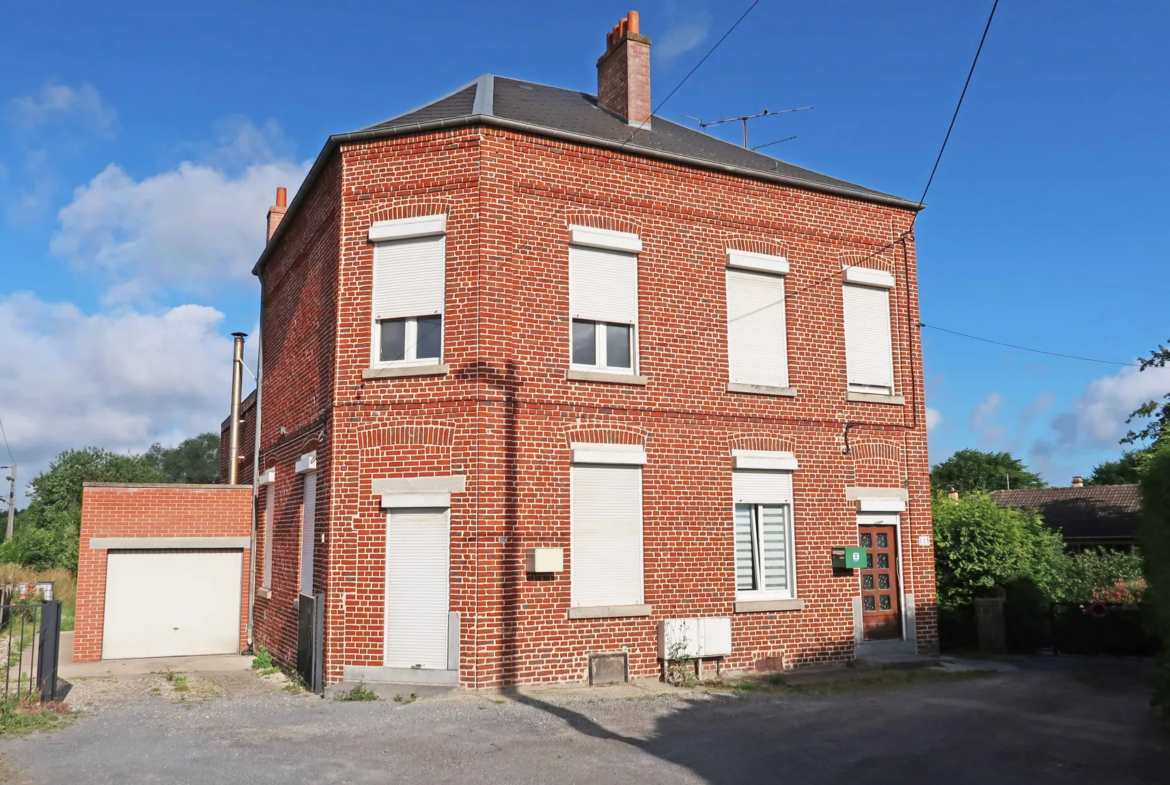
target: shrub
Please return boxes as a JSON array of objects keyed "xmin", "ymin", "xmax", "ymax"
[
  {"xmin": 334, "ymin": 682, "xmax": 378, "ymax": 702},
  {"xmin": 1138, "ymin": 445, "xmax": 1170, "ymax": 718}
]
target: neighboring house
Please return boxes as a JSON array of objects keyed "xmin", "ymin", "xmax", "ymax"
[
  {"xmin": 230, "ymin": 12, "xmax": 935, "ymax": 689},
  {"xmin": 991, "ymin": 480, "xmax": 1140, "ymax": 552}
]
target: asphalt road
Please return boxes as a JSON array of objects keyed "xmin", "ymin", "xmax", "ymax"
[{"xmin": 0, "ymin": 657, "xmax": 1164, "ymax": 784}]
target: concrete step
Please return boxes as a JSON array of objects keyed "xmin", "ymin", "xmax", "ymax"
[
  {"xmin": 855, "ymin": 653, "xmax": 941, "ymax": 670},
  {"xmin": 325, "ymin": 681, "xmax": 456, "ymax": 702}
]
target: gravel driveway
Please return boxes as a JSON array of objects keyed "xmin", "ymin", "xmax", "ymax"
[{"xmin": 0, "ymin": 657, "xmax": 1164, "ymax": 784}]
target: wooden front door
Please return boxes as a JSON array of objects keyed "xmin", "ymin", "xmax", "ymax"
[{"xmin": 859, "ymin": 521, "xmax": 901, "ymax": 640}]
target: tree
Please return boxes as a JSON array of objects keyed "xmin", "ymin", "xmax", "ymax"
[
  {"xmin": 930, "ymin": 449, "xmax": 1047, "ymax": 494},
  {"xmin": 144, "ymin": 433, "xmax": 221, "ymax": 484},
  {"xmin": 1138, "ymin": 443, "xmax": 1170, "ymax": 717},
  {"xmin": 1122, "ymin": 338, "xmax": 1170, "ymax": 448},
  {"xmin": 1086, "ymin": 450, "xmax": 1151, "ymax": 486},
  {"xmin": 0, "ymin": 448, "xmax": 162, "ymax": 572}
]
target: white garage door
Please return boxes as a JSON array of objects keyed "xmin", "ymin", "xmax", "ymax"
[
  {"xmin": 385, "ymin": 509, "xmax": 449, "ymax": 670},
  {"xmin": 102, "ymin": 550, "xmax": 242, "ymax": 660}
]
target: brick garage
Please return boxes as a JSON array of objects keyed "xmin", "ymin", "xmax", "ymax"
[
  {"xmin": 73, "ymin": 483, "xmax": 253, "ymax": 663},
  {"xmin": 243, "ymin": 11, "xmax": 937, "ymax": 689}
]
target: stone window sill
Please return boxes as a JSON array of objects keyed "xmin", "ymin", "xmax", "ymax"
[
  {"xmin": 256, "ymin": 587, "xmax": 272, "ymax": 600},
  {"xmin": 363, "ymin": 363, "xmax": 449, "ymax": 380},
  {"xmin": 726, "ymin": 382, "xmax": 798, "ymax": 397},
  {"xmin": 568, "ymin": 604, "xmax": 652, "ymax": 620},
  {"xmin": 565, "ymin": 369, "xmax": 648, "ymax": 386},
  {"xmin": 735, "ymin": 598, "xmax": 804, "ymax": 613},
  {"xmin": 847, "ymin": 391, "xmax": 905, "ymax": 406}
]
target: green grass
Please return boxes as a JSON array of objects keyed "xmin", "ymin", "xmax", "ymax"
[
  {"xmin": 0, "ymin": 695, "xmax": 72, "ymax": 738},
  {"xmin": 251, "ymin": 645, "xmax": 274, "ymax": 671},
  {"xmin": 60, "ymin": 602, "xmax": 75, "ymax": 633},
  {"xmin": 703, "ymin": 668, "xmax": 995, "ymax": 697},
  {"xmin": 334, "ymin": 682, "xmax": 378, "ymax": 702},
  {"xmin": 172, "ymin": 676, "xmax": 189, "ymax": 692},
  {"xmin": 392, "ymin": 692, "xmax": 417, "ymax": 704}
]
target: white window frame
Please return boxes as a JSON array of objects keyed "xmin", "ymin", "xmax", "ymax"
[
  {"xmin": 369, "ymin": 215, "xmax": 447, "ymax": 370},
  {"xmin": 734, "ymin": 502, "xmax": 797, "ymax": 602},
  {"xmin": 568, "ymin": 226, "xmax": 641, "ymax": 376},
  {"xmin": 570, "ymin": 320, "xmax": 638, "ymax": 374},
  {"xmin": 725, "ymin": 250, "xmax": 791, "ymax": 388},
  {"xmin": 842, "ymin": 269, "xmax": 896, "ymax": 396}
]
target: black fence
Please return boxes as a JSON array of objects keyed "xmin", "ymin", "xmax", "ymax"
[
  {"xmin": 1007, "ymin": 601, "xmax": 1159, "ymax": 656},
  {"xmin": 0, "ymin": 600, "xmax": 62, "ymax": 703}
]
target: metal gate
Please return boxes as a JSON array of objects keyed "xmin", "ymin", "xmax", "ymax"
[
  {"xmin": 0, "ymin": 600, "xmax": 61, "ymax": 703},
  {"xmin": 297, "ymin": 593, "xmax": 324, "ymax": 694}
]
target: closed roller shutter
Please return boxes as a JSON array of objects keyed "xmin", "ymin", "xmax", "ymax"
[
  {"xmin": 571, "ymin": 464, "xmax": 644, "ymax": 607},
  {"xmin": 726, "ymin": 269, "xmax": 788, "ymax": 387},
  {"xmin": 843, "ymin": 283, "xmax": 894, "ymax": 392},
  {"xmin": 373, "ymin": 235, "xmax": 446, "ymax": 320},
  {"xmin": 732, "ymin": 470, "xmax": 793, "ymax": 504},
  {"xmin": 385, "ymin": 509, "xmax": 450, "ymax": 669},
  {"xmin": 102, "ymin": 550, "xmax": 242, "ymax": 659},
  {"xmin": 569, "ymin": 246, "xmax": 638, "ymax": 325},
  {"xmin": 299, "ymin": 472, "xmax": 316, "ymax": 595}
]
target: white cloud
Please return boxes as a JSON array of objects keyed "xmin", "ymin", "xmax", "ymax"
[
  {"xmin": 926, "ymin": 407, "xmax": 943, "ymax": 433},
  {"xmin": 0, "ymin": 293, "xmax": 240, "ymax": 499},
  {"xmin": 8, "ymin": 82, "xmax": 117, "ymax": 137},
  {"xmin": 1051, "ymin": 364, "xmax": 1170, "ymax": 447},
  {"xmin": 655, "ymin": 2, "xmax": 711, "ymax": 64},
  {"xmin": 50, "ymin": 126, "xmax": 308, "ymax": 297},
  {"xmin": 969, "ymin": 392, "xmax": 1005, "ymax": 446}
]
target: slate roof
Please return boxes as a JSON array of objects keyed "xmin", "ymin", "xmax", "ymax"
[
  {"xmin": 990, "ymin": 486, "xmax": 1140, "ymax": 542},
  {"xmin": 350, "ymin": 75, "xmax": 919, "ymax": 210}
]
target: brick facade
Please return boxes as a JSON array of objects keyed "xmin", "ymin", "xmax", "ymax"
[
  {"xmin": 246, "ymin": 112, "xmax": 935, "ymax": 688},
  {"xmin": 74, "ymin": 483, "xmax": 252, "ymax": 662}
]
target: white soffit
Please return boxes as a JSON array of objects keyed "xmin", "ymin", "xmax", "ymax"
[
  {"xmin": 294, "ymin": 451, "xmax": 318, "ymax": 474},
  {"xmin": 257, "ymin": 468, "xmax": 276, "ymax": 486},
  {"xmin": 380, "ymin": 492, "xmax": 451, "ymax": 509},
  {"xmin": 368, "ymin": 214, "xmax": 447, "ymax": 243},
  {"xmin": 857, "ymin": 497, "xmax": 907, "ymax": 513},
  {"xmin": 843, "ymin": 266, "xmax": 895, "ymax": 289},
  {"xmin": 568, "ymin": 226, "xmax": 643, "ymax": 254},
  {"xmin": 731, "ymin": 450, "xmax": 799, "ymax": 471},
  {"xmin": 726, "ymin": 249, "xmax": 789, "ymax": 275},
  {"xmin": 570, "ymin": 442, "xmax": 648, "ymax": 465}
]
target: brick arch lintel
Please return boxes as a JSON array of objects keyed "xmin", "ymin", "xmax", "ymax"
[
  {"xmin": 563, "ymin": 423, "xmax": 647, "ymax": 448},
  {"xmin": 725, "ymin": 237, "xmax": 788, "ymax": 259},
  {"xmin": 357, "ymin": 424, "xmax": 455, "ymax": 450},
  {"xmin": 564, "ymin": 212, "xmax": 641, "ymax": 237},
  {"xmin": 840, "ymin": 247, "xmax": 896, "ymax": 275},
  {"xmin": 849, "ymin": 441, "xmax": 903, "ymax": 463},
  {"xmin": 369, "ymin": 202, "xmax": 451, "ymax": 226},
  {"xmin": 727, "ymin": 434, "xmax": 796, "ymax": 455}
]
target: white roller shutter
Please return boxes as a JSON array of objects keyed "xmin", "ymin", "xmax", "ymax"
[
  {"xmin": 385, "ymin": 509, "xmax": 450, "ymax": 669},
  {"xmin": 732, "ymin": 470, "xmax": 793, "ymax": 504},
  {"xmin": 373, "ymin": 235, "xmax": 446, "ymax": 320},
  {"xmin": 843, "ymin": 284, "xmax": 895, "ymax": 392},
  {"xmin": 727, "ymin": 269, "xmax": 788, "ymax": 387},
  {"xmin": 569, "ymin": 246, "xmax": 638, "ymax": 325},
  {"xmin": 571, "ymin": 464, "xmax": 644, "ymax": 607},
  {"xmin": 299, "ymin": 472, "xmax": 316, "ymax": 594},
  {"xmin": 262, "ymin": 484, "xmax": 274, "ymax": 590},
  {"xmin": 103, "ymin": 550, "xmax": 242, "ymax": 659},
  {"xmin": 759, "ymin": 505, "xmax": 791, "ymax": 593}
]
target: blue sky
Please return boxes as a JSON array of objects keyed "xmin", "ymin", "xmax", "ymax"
[{"xmin": 1, "ymin": 0, "xmax": 1167, "ymax": 496}]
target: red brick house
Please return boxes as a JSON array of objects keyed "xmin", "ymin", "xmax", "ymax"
[{"xmin": 241, "ymin": 11, "xmax": 935, "ymax": 688}]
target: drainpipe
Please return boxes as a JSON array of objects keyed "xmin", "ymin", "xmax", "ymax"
[
  {"xmin": 246, "ymin": 276, "xmax": 266, "ymax": 647},
  {"xmin": 228, "ymin": 333, "xmax": 247, "ymax": 486}
]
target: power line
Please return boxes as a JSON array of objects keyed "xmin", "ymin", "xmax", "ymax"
[
  {"xmin": 0, "ymin": 411, "xmax": 14, "ymax": 465},
  {"xmin": 918, "ymin": 322, "xmax": 1138, "ymax": 367}
]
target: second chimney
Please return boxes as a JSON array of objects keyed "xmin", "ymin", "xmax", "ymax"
[
  {"xmin": 597, "ymin": 11, "xmax": 652, "ymax": 129},
  {"xmin": 267, "ymin": 187, "xmax": 287, "ymax": 243},
  {"xmin": 1071, "ymin": 476, "xmax": 1084, "ymax": 488}
]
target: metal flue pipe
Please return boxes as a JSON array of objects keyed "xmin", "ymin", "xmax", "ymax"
[{"xmin": 228, "ymin": 332, "xmax": 247, "ymax": 485}]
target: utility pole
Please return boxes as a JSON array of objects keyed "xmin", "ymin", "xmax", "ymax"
[
  {"xmin": 684, "ymin": 106, "xmax": 812, "ymax": 149},
  {"xmin": 1, "ymin": 465, "xmax": 14, "ymax": 541}
]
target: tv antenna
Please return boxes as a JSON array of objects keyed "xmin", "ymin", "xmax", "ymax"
[{"xmin": 683, "ymin": 106, "xmax": 812, "ymax": 149}]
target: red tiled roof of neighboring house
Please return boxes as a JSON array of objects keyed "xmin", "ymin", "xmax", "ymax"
[{"xmin": 990, "ymin": 485, "xmax": 1140, "ymax": 542}]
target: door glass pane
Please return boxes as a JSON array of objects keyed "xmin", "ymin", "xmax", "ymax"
[
  {"xmin": 864, "ymin": 596, "xmax": 875, "ymax": 611},
  {"xmin": 734, "ymin": 505, "xmax": 757, "ymax": 591},
  {"xmin": 866, "ymin": 553, "xmax": 874, "ymax": 569},
  {"xmin": 879, "ymin": 595, "xmax": 892, "ymax": 610},
  {"xmin": 572, "ymin": 320, "xmax": 596, "ymax": 365},
  {"xmin": 415, "ymin": 315, "xmax": 442, "ymax": 360},
  {"xmin": 878, "ymin": 553, "xmax": 889, "ymax": 569},
  {"xmin": 862, "ymin": 575, "xmax": 874, "ymax": 590},
  {"xmin": 605, "ymin": 323, "xmax": 632, "ymax": 369},
  {"xmin": 878, "ymin": 574, "xmax": 890, "ymax": 590},
  {"xmin": 860, "ymin": 532, "xmax": 873, "ymax": 548},
  {"xmin": 876, "ymin": 533, "xmax": 888, "ymax": 548},
  {"xmin": 379, "ymin": 319, "xmax": 406, "ymax": 362}
]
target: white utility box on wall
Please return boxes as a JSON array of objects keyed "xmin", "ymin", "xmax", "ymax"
[
  {"xmin": 657, "ymin": 617, "xmax": 732, "ymax": 659},
  {"xmin": 525, "ymin": 547, "xmax": 564, "ymax": 573}
]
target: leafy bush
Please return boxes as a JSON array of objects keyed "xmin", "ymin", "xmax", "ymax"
[
  {"xmin": 1050, "ymin": 548, "xmax": 1145, "ymax": 604},
  {"xmin": 1138, "ymin": 445, "xmax": 1170, "ymax": 718}
]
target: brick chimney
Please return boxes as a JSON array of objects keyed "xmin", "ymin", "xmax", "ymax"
[
  {"xmin": 597, "ymin": 11, "xmax": 652, "ymax": 129},
  {"xmin": 1071, "ymin": 476, "xmax": 1084, "ymax": 488},
  {"xmin": 266, "ymin": 187, "xmax": 287, "ymax": 243}
]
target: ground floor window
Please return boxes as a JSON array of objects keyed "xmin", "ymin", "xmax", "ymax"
[{"xmin": 734, "ymin": 503, "xmax": 794, "ymax": 599}]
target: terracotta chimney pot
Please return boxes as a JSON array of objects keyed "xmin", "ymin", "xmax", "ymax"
[{"xmin": 267, "ymin": 186, "xmax": 288, "ymax": 243}]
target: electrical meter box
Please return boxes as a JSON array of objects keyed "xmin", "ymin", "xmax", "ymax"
[{"xmin": 832, "ymin": 547, "xmax": 867, "ymax": 570}]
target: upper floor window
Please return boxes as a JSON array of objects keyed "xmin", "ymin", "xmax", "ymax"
[
  {"xmin": 842, "ymin": 267, "xmax": 895, "ymax": 396},
  {"xmin": 725, "ymin": 250, "xmax": 790, "ymax": 389},
  {"xmin": 369, "ymin": 214, "xmax": 447, "ymax": 367},
  {"xmin": 568, "ymin": 226, "xmax": 641, "ymax": 374}
]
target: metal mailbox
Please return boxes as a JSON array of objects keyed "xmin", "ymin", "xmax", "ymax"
[{"xmin": 832, "ymin": 546, "xmax": 867, "ymax": 570}]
